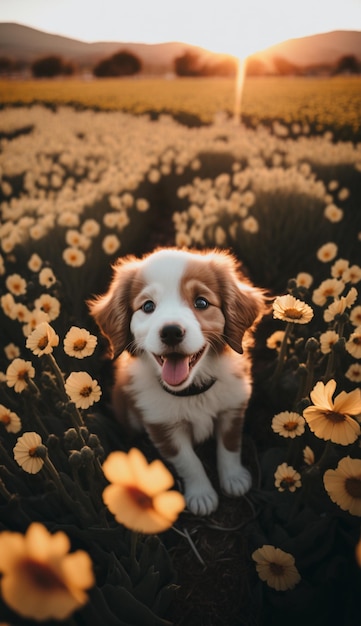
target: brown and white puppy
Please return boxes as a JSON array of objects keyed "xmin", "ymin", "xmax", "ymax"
[{"xmin": 89, "ymin": 248, "xmax": 265, "ymax": 516}]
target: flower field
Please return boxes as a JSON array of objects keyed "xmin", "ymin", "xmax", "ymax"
[
  {"xmin": 0, "ymin": 79, "xmax": 361, "ymax": 626},
  {"xmin": 0, "ymin": 75, "xmax": 361, "ymax": 133}
]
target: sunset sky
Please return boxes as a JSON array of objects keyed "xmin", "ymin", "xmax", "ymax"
[{"xmin": 0, "ymin": 0, "xmax": 360, "ymax": 57}]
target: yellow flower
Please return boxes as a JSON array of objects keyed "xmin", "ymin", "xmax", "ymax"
[
  {"xmin": 6, "ymin": 358, "xmax": 35, "ymax": 393},
  {"xmin": 273, "ymin": 294, "xmax": 313, "ymax": 324},
  {"xmin": 296, "ymin": 272, "xmax": 313, "ymax": 288},
  {"xmin": 22, "ymin": 310, "xmax": 49, "ymax": 338},
  {"xmin": 319, "ymin": 330, "xmax": 339, "ymax": 354},
  {"xmin": 274, "ymin": 463, "xmax": 301, "ymax": 492},
  {"xmin": 102, "ymin": 234, "xmax": 121, "ymax": 255},
  {"xmin": 331, "ymin": 258, "xmax": 349, "ymax": 279},
  {"xmin": 324, "ymin": 204, "xmax": 343, "ymax": 223},
  {"xmin": 323, "ymin": 456, "xmax": 361, "ymax": 516},
  {"xmin": 303, "ymin": 380, "xmax": 361, "ymax": 445},
  {"xmin": 345, "ymin": 363, "xmax": 361, "ymax": 383},
  {"xmin": 64, "ymin": 326, "xmax": 97, "ymax": 358},
  {"xmin": 316, "ymin": 242, "xmax": 338, "ymax": 263},
  {"xmin": 65, "ymin": 371, "xmax": 101, "ymax": 409},
  {"xmin": 252, "ymin": 545, "xmax": 301, "ymax": 591},
  {"xmin": 26, "ymin": 322, "xmax": 59, "ymax": 357},
  {"xmin": 343, "ymin": 264, "xmax": 361, "ymax": 284},
  {"xmin": 242, "ymin": 216, "xmax": 259, "ymax": 233},
  {"xmin": 350, "ymin": 306, "xmax": 361, "ymax": 327},
  {"xmin": 266, "ymin": 330, "xmax": 288, "ymax": 352},
  {"xmin": 323, "ymin": 287, "xmax": 357, "ymax": 322},
  {"xmin": 81, "ymin": 218, "xmax": 101, "ymax": 237},
  {"xmin": 102, "ymin": 448, "xmax": 185, "ymax": 534},
  {"xmin": 13, "ymin": 432, "xmax": 44, "ymax": 474},
  {"xmin": 346, "ymin": 326, "xmax": 361, "ymax": 359},
  {"xmin": 0, "ymin": 404, "xmax": 21, "ymax": 433},
  {"xmin": 312, "ymin": 279, "xmax": 344, "ymax": 307},
  {"xmin": 271, "ymin": 412, "xmax": 305, "ymax": 438},
  {"xmin": 303, "ymin": 446, "xmax": 315, "ymax": 466},
  {"xmin": 62, "ymin": 247, "xmax": 86, "ymax": 267},
  {"xmin": 5, "ymin": 273, "xmax": 27, "ymax": 296},
  {"xmin": 28, "ymin": 253, "xmax": 43, "ymax": 272},
  {"xmin": 0, "ymin": 523, "xmax": 94, "ymax": 621},
  {"xmin": 34, "ymin": 294, "xmax": 61, "ymax": 321},
  {"xmin": 4, "ymin": 343, "xmax": 20, "ymax": 360},
  {"xmin": 39, "ymin": 267, "xmax": 56, "ymax": 288}
]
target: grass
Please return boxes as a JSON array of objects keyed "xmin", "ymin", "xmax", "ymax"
[{"xmin": 0, "ymin": 76, "xmax": 360, "ymax": 133}]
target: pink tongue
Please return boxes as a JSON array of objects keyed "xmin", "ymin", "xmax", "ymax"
[{"xmin": 162, "ymin": 355, "xmax": 190, "ymax": 386}]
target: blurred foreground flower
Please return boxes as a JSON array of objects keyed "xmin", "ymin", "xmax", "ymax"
[
  {"xmin": 102, "ymin": 448, "xmax": 185, "ymax": 533},
  {"xmin": 323, "ymin": 456, "xmax": 361, "ymax": 516},
  {"xmin": 252, "ymin": 545, "xmax": 301, "ymax": 591},
  {"xmin": 303, "ymin": 380, "xmax": 361, "ymax": 445},
  {"xmin": 65, "ymin": 371, "xmax": 101, "ymax": 409},
  {"xmin": 273, "ymin": 294, "xmax": 314, "ymax": 324},
  {"xmin": 0, "ymin": 522, "xmax": 94, "ymax": 621}
]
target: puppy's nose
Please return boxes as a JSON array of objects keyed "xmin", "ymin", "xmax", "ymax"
[{"xmin": 160, "ymin": 324, "xmax": 185, "ymax": 346}]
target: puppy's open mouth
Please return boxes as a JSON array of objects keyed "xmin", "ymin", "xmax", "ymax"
[{"xmin": 154, "ymin": 346, "xmax": 206, "ymax": 387}]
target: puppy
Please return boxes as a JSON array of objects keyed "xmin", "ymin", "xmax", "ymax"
[{"xmin": 89, "ymin": 248, "xmax": 265, "ymax": 516}]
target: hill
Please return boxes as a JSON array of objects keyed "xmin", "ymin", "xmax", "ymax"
[{"xmin": 0, "ymin": 22, "xmax": 360, "ymax": 75}]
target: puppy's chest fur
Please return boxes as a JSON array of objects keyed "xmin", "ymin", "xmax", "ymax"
[{"xmin": 114, "ymin": 349, "xmax": 252, "ymax": 444}]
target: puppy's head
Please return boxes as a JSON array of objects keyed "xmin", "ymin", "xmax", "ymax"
[{"xmin": 88, "ymin": 248, "xmax": 265, "ymax": 390}]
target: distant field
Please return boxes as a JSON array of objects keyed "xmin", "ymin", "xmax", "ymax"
[{"xmin": 0, "ymin": 76, "xmax": 360, "ymax": 133}]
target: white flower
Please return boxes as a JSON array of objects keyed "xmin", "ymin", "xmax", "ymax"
[
  {"xmin": 0, "ymin": 404, "xmax": 21, "ymax": 433},
  {"xmin": 26, "ymin": 322, "xmax": 59, "ymax": 357},
  {"xmin": 6, "ymin": 359, "xmax": 35, "ymax": 393},
  {"xmin": 65, "ymin": 372, "xmax": 101, "ymax": 409},
  {"xmin": 13, "ymin": 432, "xmax": 44, "ymax": 473},
  {"xmin": 316, "ymin": 242, "xmax": 338, "ymax": 263},
  {"xmin": 102, "ymin": 234, "xmax": 121, "ymax": 255},
  {"xmin": 39, "ymin": 267, "xmax": 57, "ymax": 288},
  {"xmin": 5, "ymin": 274, "xmax": 27, "ymax": 296},
  {"xmin": 63, "ymin": 327, "xmax": 97, "ymax": 358},
  {"xmin": 63, "ymin": 247, "xmax": 86, "ymax": 267}
]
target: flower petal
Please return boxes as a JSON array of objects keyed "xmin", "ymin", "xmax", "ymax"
[
  {"xmin": 309, "ymin": 379, "xmax": 336, "ymax": 410},
  {"xmin": 333, "ymin": 388, "xmax": 361, "ymax": 416}
]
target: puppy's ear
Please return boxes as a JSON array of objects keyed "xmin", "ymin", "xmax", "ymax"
[
  {"xmin": 211, "ymin": 252, "xmax": 265, "ymax": 354},
  {"xmin": 88, "ymin": 257, "xmax": 140, "ymax": 359}
]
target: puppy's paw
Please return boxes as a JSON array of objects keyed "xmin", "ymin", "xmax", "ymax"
[
  {"xmin": 219, "ymin": 465, "xmax": 252, "ymax": 497},
  {"xmin": 185, "ymin": 486, "xmax": 219, "ymax": 516}
]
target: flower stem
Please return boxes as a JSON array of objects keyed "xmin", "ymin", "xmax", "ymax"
[
  {"xmin": 130, "ymin": 530, "xmax": 139, "ymax": 564},
  {"xmin": 271, "ymin": 322, "xmax": 293, "ymax": 383},
  {"xmin": 43, "ymin": 454, "xmax": 83, "ymax": 512},
  {"xmin": 0, "ymin": 438, "xmax": 20, "ymax": 473},
  {"xmin": 0, "ymin": 476, "xmax": 12, "ymax": 501}
]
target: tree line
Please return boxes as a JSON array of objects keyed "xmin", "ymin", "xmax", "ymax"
[{"xmin": 0, "ymin": 48, "xmax": 360, "ymax": 78}]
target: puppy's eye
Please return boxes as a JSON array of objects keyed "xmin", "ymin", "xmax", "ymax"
[
  {"xmin": 142, "ymin": 300, "xmax": 156, "ymax": 313},
  {"xmin": 194, "ymin": 296, "xmax": 209, "ymax": 309}
]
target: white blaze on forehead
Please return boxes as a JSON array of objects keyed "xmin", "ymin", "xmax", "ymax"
[{"xmin": 140, "ymin": 250, "xmax": 191, "ymax": 294}]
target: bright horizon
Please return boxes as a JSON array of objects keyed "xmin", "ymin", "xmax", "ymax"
[{"xmin": 0, "ymin": 0, "xmax": 361, "ymax": 58}]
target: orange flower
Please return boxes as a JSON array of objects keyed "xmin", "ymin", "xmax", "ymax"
[
  {"xmin": 303, "ymin": 380, "xmax": 361, "ymax": 445},
  {"xmin": 273, "ymin": 294, "xmax": 313, "ymax": 324},
  {"xmin": 323, "ymin": 456, "xmax": 361, "ymax": 516},
  {"xmin": 102, "ymin": 448, "xmax": 185, "ymax": 534},
  {"xmin": 0, "ymin": 523, "xmax": 94, "ymax": 621},
  {"xmin": 252, "ymin": 545, "xmax": 301, "ymax": 591}
]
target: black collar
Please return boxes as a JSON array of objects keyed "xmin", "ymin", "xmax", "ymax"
[{"xmin": 160, "ymin": 377, "xmax": 217, "ymax": 397}]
